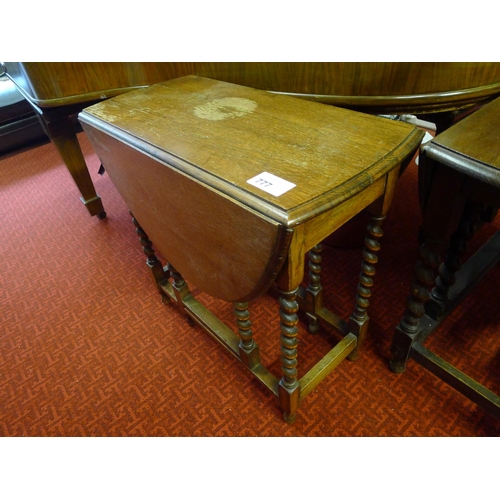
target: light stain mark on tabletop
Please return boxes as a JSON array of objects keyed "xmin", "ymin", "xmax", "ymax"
[{"xmin": 193, "ymin": 97, "xmax": 257, "ymax": 121}]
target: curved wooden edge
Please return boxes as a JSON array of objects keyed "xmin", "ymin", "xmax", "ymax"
[
  {"xmin": 14, "ymin": 86, "xmax": 149, "ymax": 109},
  {"xmin": 13, "ymin": 73, "xmax": 500, "ymax": 116},
  {"xmin": 423, "ymin": 143, "xmax": 500, "ymax": 189},
  {"xmin": 274, "ymin": 84, "xmax": 500, "ymax": 114},
  {"xmin": 80, "ymin": 115, "xmax": 292, "ymax": 303},
  {"xmin": 239, "ymin": 227, "xmax": 294, "ymax": 303},
  {"xmin": 78, "ymin": 111, "xmax": 292, "ymax": 223},
  {"xmin": 79, "ymin": 111, "xmax": 425, "ymax": 229},
  {"xmin": 286, "ymin": 127, "xmax": 425, "ymax": 226}
]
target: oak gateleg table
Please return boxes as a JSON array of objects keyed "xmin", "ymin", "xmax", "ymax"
[{"xmin": 79, "ymin": 75, "xmax": 423, "ymax": 422}]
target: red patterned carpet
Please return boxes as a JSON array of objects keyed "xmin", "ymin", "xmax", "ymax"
[{"xmin": 1, "ymin": 132, "xmax": 500, "ymax": 437}]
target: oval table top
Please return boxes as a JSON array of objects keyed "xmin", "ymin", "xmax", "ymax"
[{"xmin": 80, "ymin": 76, "xmax": 424, "ymax": 302}]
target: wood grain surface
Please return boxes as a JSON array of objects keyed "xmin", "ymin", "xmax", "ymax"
[
  {"xmin": 81, "ymin": 75, "xmax": 422, "ymax": 225},
  {"xmin": 9, "ymin": 62, "xmax": 500, "ymax": 113},
  {"xmin": 431, "ymin": 95, "xmax": 500, "ymax": 168},
  {"xmin": 80, "ymin": 75, "xmax": 423, "ymax": 302}
]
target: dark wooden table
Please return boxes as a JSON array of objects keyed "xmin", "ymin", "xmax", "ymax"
[
  {"xmin": 79, "ymin": 75, "xmax": 423, "ymax": 422},
  {"xmin": 5, "ymin": 62, "xmax": 500, "ymax": 218},
  {"xmin": 390, "ymin": 95, "xmax": 500, "ymax": 418}
]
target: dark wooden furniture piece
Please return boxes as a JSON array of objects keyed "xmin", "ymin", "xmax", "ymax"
[
  {"xmin": 79, "ymin": 75, "xmax": 423, "ymax": 422},
  {"xmin": 390, "ymin": 96, "xmax": 500, "ymax": 418},
  {"xmin": 5, "ymin": 62, "xmax": 500, "ymax": 218}
]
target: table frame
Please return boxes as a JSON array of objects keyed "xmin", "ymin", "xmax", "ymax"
[
  {"xmin": 390, "ymin": 143, "xmax": 500, "ymax": 418},
  {"xmin": 131, "ymin": 166, "xmax": 401, "ymax": 423}
]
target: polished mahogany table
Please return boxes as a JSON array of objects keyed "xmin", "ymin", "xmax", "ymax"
[
  {"xmin": 390, "ymin": 95, "xmax": 500, "ymax": 418},
  {"xmin": 4, "ymin": 62, "xmax": 500, "ymax": 219},
  {"xmin": 79, "ymin": 75, "xmax": 423, "ymax": 422}
]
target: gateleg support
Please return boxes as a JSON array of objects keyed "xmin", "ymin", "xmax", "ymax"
[
  {"xmin": 303, "ymin": 243, "xmax": 324, "ymax": 334},
  {"xmin": 277, "ymin": 287, "xmax": 301, "ymax": 424},
  {"xmin": 130, "ymin": 211, "xmax": 171, "ymax": 301},
  {"xmin": 234, "ymin": 302, "xmax": 261, "ymax": 369},
  {"xmin": 170, "ymin": 267, "xmax": 192, "ymax": 304},
  {"xmin": 347, "ymin": 213, "xmax": 385, "ymax": 361}
]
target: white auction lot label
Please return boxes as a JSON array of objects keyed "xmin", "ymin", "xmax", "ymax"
[{"xmin": 246, "ymin": 172, "xmax": 296, "ymax": 197}]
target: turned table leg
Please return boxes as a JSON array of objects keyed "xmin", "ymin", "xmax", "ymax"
[
  {"xmin": 167, "ymin": 263, "xmax": 191, "ymax": 301},
  {"xmin": 426, "ymin": 201, "xmax": 483, "ymax": 320},
  {"xmin": 130, "ymin": 212, "xmax": 170, "ymax": 297},
  {"xmin": 390, "ymin": 239, "xmax": 442, "ymax": 373},
  {"xmin": 234, "ymin": 302, "xmax": 260, "ymax": 369},
  {"xmin": 347, "ymin": 214, "xmax": 385, "ymax": 361},
  {"xmin": 391, "ymin": 201, "xmax": 486, "ymax": 371},
  {"xmin": 305, "ymin": 244, "xmax": 323, "ymax": 334},
  {"xmin": 278, "ymin": 287, "xmax": 301, "ymax": 424},
  {"xmin": 391, "ymin": 161, "xmax": 468, "ymax": 372}
]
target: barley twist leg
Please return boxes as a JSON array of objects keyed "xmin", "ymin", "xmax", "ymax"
[
  {"xmin": 348, "ymin": 215, "xmax": 385, "ymax": 361},
  {"xmin": 234, "ymin": 302, "xmax": 260, "ymax": 368},
  {"xmin": 278, "ymin": 288, "xmax": 301, "ymax": 423},
  {"xmin": 306, "ymin": 244, "xmax": 323, "ymax": 334}
]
